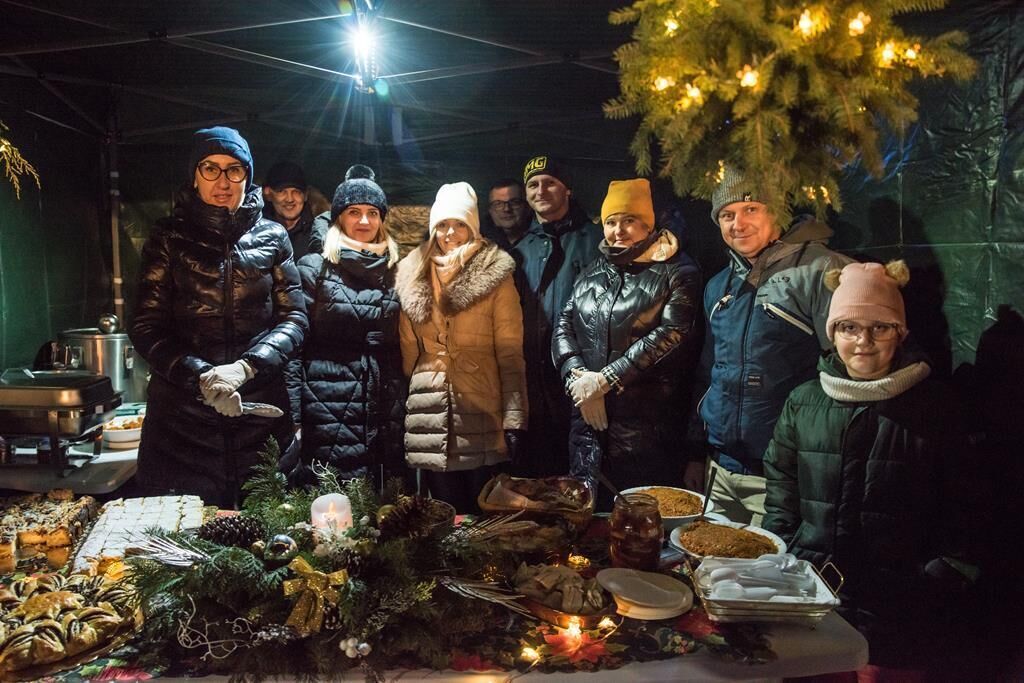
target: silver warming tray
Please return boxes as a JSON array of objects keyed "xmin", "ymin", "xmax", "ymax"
[{"xmin": 0, "ymin": 370, "xmax": 121, "ymax": 437}]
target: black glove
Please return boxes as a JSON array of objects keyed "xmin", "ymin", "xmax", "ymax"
[{"xmin": 504, "ymin": 429, "xmax": 526, "ymax": 465}]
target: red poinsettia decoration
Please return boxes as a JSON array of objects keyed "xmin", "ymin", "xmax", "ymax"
[
  {"xmin": 543, "ymin": 630, "xmax": 610, "ymax": 664},
  {"xmin": 674, "ymin": 608, "xmax": 718, "ymax": 640}
]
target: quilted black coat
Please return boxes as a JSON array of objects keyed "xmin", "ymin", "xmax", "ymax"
[
  {"xmin": 552, "ymin": 234, "xmax": 701, "ymax": 499},
  {"xmin": 130, "ymin": 186, "xmax": 307, "ymax": 508},
  {"xmin": 285, "ymin": 249, "xmax": 406, "ymax": 485}
]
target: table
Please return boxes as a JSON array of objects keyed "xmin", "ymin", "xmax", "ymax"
[
  {"xmin": 138, "ymin": 612, "xmax": 866, "ymax": 682},
  {"xmin": 0, "ymin": 441, "xmax": 137, "ymax": 494}
]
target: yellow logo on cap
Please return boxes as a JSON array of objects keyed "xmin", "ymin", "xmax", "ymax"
[
  {"xmin": 523, "ymin": 156, "xmax": 548, "ymax": 181},
  {"xmin": 743, "ymin": 192, "xmax": 753, "ymax": 201}
]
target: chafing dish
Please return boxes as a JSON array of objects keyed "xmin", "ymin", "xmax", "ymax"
[{"xmin": 0, "ymin": 370, "xmax": 121, "ymax": 468}]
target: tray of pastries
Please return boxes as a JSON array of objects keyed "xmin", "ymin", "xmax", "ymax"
[
  {"xmin": 0, "ymin": 572, "xmax": 139, "ymax": 679},
  {"xmin": 72, "ymin": 495, "xmax": 205, "ymax": 574},
  {"xmin": 0, "ymin": 490, "xmax": 98, "ymax": 574}
]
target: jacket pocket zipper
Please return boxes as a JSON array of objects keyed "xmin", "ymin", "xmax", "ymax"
[
  {"xmin": 762, "ymin": 302, "xmax": 813, "ymax": 336},
  {"xmin": 710, "ymin": 294, "xmax": 733, "ymax": 320}
]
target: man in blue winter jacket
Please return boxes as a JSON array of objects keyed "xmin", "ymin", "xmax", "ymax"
[{"xmin": 684, "ymin": 168, "xmax": 853, "ymax": 524}]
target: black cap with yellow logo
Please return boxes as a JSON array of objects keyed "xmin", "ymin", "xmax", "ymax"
[{"xmin": 523, "ymin": 155, "xmax": 570, "ymax": 187}]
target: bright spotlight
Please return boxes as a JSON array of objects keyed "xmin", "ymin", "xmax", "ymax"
[{"xmin": 349, "ymin": 20, "xmax": 378, "ymax": 93}]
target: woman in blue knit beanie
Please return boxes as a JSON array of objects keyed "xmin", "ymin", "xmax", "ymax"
[{"xmin": 129, "ymin": 126, "xmax": 308, "ymax": 508}]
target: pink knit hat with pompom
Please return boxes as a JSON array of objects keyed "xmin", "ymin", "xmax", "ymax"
[{"xmin": 826, "ymin": 261, "xmax": 909, "ymax": 341}]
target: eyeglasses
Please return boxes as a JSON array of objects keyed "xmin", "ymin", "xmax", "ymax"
[
  {"xmin": 489, "ymin": 199, "xmax": 527, "ymax": 211},
  {"xmin": 197, "ymin": 161, "xmax": 247, "ymax": 183},
  {"xmin": 833, "ymin": 321, "xmax": 901, "ymax": 341}
]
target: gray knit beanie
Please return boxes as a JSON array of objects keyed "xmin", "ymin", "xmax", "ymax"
[{"xmin": 710, "ymin": 166, "xmax": 764, "ymax": 225}]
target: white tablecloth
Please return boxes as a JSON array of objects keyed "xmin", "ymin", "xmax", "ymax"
[
  {"xmin": 162, "ymin": 611, "xmax": 867, "ymax": 682},
  {"xmin": 0, "ymin": 442, "xmax": 137, "ymax": 494}
]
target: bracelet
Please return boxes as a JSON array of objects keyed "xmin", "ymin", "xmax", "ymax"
[{"xmin": 601, "ymin": 367, "xmax": 624, "ymax": 395}]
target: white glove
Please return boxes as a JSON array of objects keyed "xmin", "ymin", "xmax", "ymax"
[
  {"xmin": 579, "ymin": 395, "xmax": 608, "ymax": 431},
  {"xmin": 207, "ymin": 391, "xmax": 243, "ymax": 417},
  {"xmin": 569, "ymin": 371, "xmax": 609, "ymax": 406},
  {"xmin": 200, "ymin": 360, "xmax": 254, "ymax": 402}
]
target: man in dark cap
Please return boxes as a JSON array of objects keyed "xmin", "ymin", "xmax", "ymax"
[
  {"xmin": 263, "ymin": 161, "xmax": 316, "ymax": 260},
  {"xmin": 510, "ymin": 155, "xmax": 601, "ymax": 478},
  {"xmin": 686, "ymin": 166, "xmax": 852, "ymax": 524}
]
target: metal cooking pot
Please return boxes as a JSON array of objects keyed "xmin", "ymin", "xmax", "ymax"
[{"xmin": 53, "ymin": 327, "xmax": 148, "ymax": 403}]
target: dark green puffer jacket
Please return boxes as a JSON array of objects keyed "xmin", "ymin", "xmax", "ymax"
[{"xmin": 763, "ymin": 352, "xmax": 969, "ymax": 610}]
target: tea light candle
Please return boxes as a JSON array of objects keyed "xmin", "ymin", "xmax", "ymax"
[
  {"xmin": 567, "ymin": 553, "xmax": 591, "ymax": 570},
  {"xmin": 310, "ymin": 493, "xmax": 352, "ymax": 534}
]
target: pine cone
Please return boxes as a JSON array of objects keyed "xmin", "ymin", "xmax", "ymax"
[
  {"xmin": 196, "ymin": 515, "xmax": 266, "ymax": 548},
  {"xmin": 377, "ymin": 495, "xmax": 433, "ymax": 539}
]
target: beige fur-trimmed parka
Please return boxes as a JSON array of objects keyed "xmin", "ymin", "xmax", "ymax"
[{"xmin": 395, "ymin": 240, "xmax": 528, "ymax": 471}]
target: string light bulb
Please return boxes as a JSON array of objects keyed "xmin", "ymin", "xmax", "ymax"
[
  {"xmin": 665, "ymin": 17, "xmax": 679, "ymax": 35},
  {"xmin": 653, "ymin": 76, "xmax": 676, "ymax": 91},
  {"xmin": 737, "ymin": 65, "xmax": 759, "ymax": 88},
  {"xmin": 848, "ymin": 12, "xmax": 870, "ymax": 36},
  {"xmin": 879, "ymin": 41, "xmax": 896, "ymax": 67},
  {"xmin": 565, "ymin": 616, "xmax": 583, "ymax": 641},
  {"xmin": 904, "ymin": 43, "xmax": 920, "ymax": 61},
  {"xmin": 715, "ymin": 159, "xmax": 726, "ymax": 183},
  {"xmin": 797, "ymin": 10, "xmax": 814, "ymax": 37},
  {"xmin": 598, "ymin": 616, "xmax": 617, "ymax": 630},
  {"xmin": 686, "ymin": 83, "xmax": 702, "ymax": 99},
  {"xmin": 521, "ymin": 646, "xmax": 539, "ymax": 662}
]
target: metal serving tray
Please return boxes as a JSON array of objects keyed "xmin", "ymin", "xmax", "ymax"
[
  {"xmin": 692, "ymin": 557, "xmax": 842, "ymax": 625},
  {"xmin": 0, "ymin": 370, "xmax": 121, "ymax": 437}
]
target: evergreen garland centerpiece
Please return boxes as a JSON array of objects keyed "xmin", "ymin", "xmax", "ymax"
[
  {"xmin": 604, "ymin": 0, "xmax": 976, "ymax": 221},
  {"xmin": 126, "ymin": 442, "xmax": 532, "ymax": 679}
]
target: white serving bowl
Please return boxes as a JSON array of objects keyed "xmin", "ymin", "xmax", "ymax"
[
  {"xmin": 620, "ymin": 486, "xmax": 719, "ymax": 531},
  {"xmin": 103, "ymin": 415, "xmax": 144, "ymax": 443},
  {"xmin": 669, "ymin": 520, "xmax": 787, "ymax": 561}
]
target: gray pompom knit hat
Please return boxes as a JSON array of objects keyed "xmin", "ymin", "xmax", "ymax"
[
  {"xmin": 331, "ymin": 165, "xmax": 388, "ymax": 222},
  {"xmin": 710, "ymin": 166, "xmax": 764, "ymax": 225},
  {"xmin": 189, "ymin": 126, "xmax": 254, "ymax": 190}
]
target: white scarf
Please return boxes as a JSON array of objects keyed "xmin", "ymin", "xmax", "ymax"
[
  {"xmin": 334, "ymin": 230, "xmax": 389, "ymax": 257},
  {"xmin": 819, "ymin": 361, "xmax": 931, "ymax": 402},
  {"xmin": 430, "ymin": 240, "xmax": 482, "ymax": 289}
]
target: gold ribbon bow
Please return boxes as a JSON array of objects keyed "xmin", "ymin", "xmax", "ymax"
[{"xmin": 282, "ymin": 556, "xmax": 349, "ymax": 634}]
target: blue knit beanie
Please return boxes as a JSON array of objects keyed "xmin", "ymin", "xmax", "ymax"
[{"xmin": 189, "ymin": 126, "xmax": 254, "ymax": 190}]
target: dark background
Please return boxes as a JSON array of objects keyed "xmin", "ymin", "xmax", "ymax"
[{"xmin": 0, "ymin": 0, "xmax": 1020, "ymax": 376}]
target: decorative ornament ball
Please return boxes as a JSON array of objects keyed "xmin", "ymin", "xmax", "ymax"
[
  {"xmin": 264, "ymin": 534, "xmax": 299, "ymax": 565},
  {"xmin": 250, "ymin": 540, "xmax": 266, "ymax": 556},
  {"xmin": 357, "ymin": 642, "xmax": 372, "ymax": 656},
  {"xmin": 376, "ymin": 504, "xmax": 396, "ymax": 524},
  {"xmin": 276, "ymin": 502, "xmax": 295, "ymax": 514}
]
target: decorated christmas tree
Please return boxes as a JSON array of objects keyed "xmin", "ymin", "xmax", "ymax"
[{"xmin": 605, "ymin": 0, "xmax": 977, "ymax": 221}]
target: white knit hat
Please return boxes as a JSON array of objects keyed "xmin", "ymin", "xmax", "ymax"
[{"xmin": 429, "ymin": 182, "xmax": 481, "ymax": 238}]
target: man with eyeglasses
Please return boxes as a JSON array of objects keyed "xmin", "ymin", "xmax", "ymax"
[
  {"xmin": 483, "ymin": 178, "xmax": 532, "ymax": 248},
  {"xmin": 510, "ymin": 155, "xmax": 601, "ymax": 478},
  {"xmin": 684, "ymin": 167, "xmax": 853, "ymax": 525}
]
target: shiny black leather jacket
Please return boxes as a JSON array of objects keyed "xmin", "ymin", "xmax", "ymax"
[
  {"xmin": 132, "ymin": 185, "xmax": 308, "ymax": 395},
  {"xmin": 552, "ymin": 249, "xmax": 701, "ymax": 393}
]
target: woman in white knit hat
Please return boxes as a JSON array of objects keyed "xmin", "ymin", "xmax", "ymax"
[
  {"xmin": 395, "ymin": 182, "xmax": 528, "ymax": 512},
  {"xmin": 762, "ymin": 260, "xmax": 975, "ymax": 676}
]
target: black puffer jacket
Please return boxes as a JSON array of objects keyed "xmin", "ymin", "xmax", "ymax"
[
  {"xmin": 285, "ymin": 248, "xmax": 405, "ymax": 484},
  {"xmin": 552, "ymin": 231, "xmax": 701, "ymax": 498},
  {"xmin": 131, "ymin": 186, "xmax": 307, "ymax": 508}
]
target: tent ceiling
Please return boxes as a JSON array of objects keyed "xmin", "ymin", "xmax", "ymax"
[{"xmin": 0, "ymin": 0, "xmax": 635, "ymax": 166}]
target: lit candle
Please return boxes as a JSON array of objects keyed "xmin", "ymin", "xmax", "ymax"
[{"xmin": 310, "ymin": 493, "xmax": 352, "ymax": 534}]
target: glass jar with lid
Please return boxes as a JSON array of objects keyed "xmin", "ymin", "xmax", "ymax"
[{"xmin": 608, "ymin": 493, "xmax": 663, "ymax": 571}]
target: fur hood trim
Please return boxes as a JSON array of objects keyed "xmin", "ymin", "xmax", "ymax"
[{"xmin": 396, "ymin": 240, "xmax": 514, "ymax": 324}]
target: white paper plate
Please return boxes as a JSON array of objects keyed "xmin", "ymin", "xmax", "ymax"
[
  {"xmin": 596, "ymin": 568, "xmax": 691, "ymax": 608},
  {"xmin": 669, "ymin": 520, "xmax": 787, "ymax": 560},
  {"xmin": 612, "ymin": 592, "xmax": 692, "ymax": 620}
]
